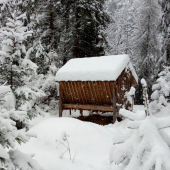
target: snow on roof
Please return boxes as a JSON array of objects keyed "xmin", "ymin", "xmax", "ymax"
[{"xmin": 55, "ymin": 55, "xmax": 138, "ymax": 82}]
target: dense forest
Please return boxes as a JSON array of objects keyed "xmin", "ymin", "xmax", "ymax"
[
  {"xmin": 1, "ymin": 0, "xmax": 170, "ymax": 169},
  {"xmin": 0, "ymin": 0, "xmax": 169, "ymax": 107}
]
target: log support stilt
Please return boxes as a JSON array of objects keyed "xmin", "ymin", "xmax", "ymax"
[
  {"xmin": 59, "ymin": 82, "xmax": 63, "ymax": 117},
  {"xmin": 113, "ymin": 83, "xmax": 117, "ymax": 123}
]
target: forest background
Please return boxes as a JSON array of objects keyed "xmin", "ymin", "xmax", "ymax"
[
  {"xmin": 0, "ymin": 0, "xmax": 169, "ymax": 120},
  {"xmin": 0, "ymin": 0, "xmax": 170, "ymax": 169}
]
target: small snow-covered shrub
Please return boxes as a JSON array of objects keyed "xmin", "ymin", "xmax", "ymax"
[
  {"xmin": 150, "ymin": 67, "xmax": 170, "ymax": 113},
  {"xmin": 56, "ymin": 131, "xmax": 76, "ymax": 163},
  {"xmin": 0, "ymin": 86, "xmax": 42, "ymax": 170},
  {"xmin": 34, "ymin": 63, "xmax": 59, "ymax": 115},
  {"xmin": 109, "ymin": 79, "xmax": 170, "ymax": 170}
]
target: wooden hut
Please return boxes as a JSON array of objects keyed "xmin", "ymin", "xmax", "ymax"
[{"xmin": 55, "ymin": 55, "xmax": 138, "ymax": 122}]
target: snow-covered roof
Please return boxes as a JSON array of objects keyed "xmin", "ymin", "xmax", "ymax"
[{"xmin": 55, "ymin": 55, "xmax": 138, "ymax": 82}]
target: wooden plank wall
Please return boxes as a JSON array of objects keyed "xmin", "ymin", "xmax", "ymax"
[
  {"xmin": 59, "ymin": 68, "xmax": 136, "ymax": 114},
  {"xmin": 61, "ymin": 81, "xmax": 115, "ymax": 106}
]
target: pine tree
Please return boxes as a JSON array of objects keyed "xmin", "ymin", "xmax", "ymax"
[
  {"xmin": 0, "ymin": 0, "xmax": 46, "ymax": 124},
  {"xmin": 132, "ymin": 0, "xmax": 162, "ymax": 95},
  {"xmin": 150, "ymin": 66, "xmax": 170, "ymax": 113},
  {"xmin": 32, "ymin": 0, "xmax": 61, "ymax": 71},
  {"xmin": 59, "ymin": 0, "xmax": 110, "ymax": 63},
  {"xmin": 161, "ymin": 0, "xmax": 170, "ymax": 65},
  {"xmin": 106, "ymin": 0, "xmax": 135, "ymax": 55},
  {"xmin": 0, "ymin": 86, "xmax": 42, "ymax": 169},
  {"xmin": 26, "ymin": 0, "xmax": 61, "ymax": 113},
  {"xmin": 0, "ymin": 0, "xmax": 34, "ymax": 90},
  {"xmin": 109, "ymin": 79, "xmax": 170, "ymax": 170}
]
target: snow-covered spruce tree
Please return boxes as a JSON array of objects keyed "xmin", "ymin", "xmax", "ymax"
[
  {"xmin": 59, "ymin": 0, "xmax": 110, "ymax": 63},
  {"xmin": 0, "ymin": 0, "xmax": 46, "ymax": 125},
  {"xmin": 0, "ymin": 0, "xmax": 33, "ymax": 89},
  {"xmin": 33, "ymin": 0, "xmax": 62, "ymax": 68},
  {"xmin": 161, "ymin": 0, "xmax": 170, "ymax": 65},
  {"xmin": 0, "ymin": 86, "xmax": 42, "ymax": 170},
  {"xmin": 150, "ymin": 66, "xmax": 170, "ymax": 113},
  {"xmin": 132, "ymin": 0, "xmax": 162, "ymax": 97},
  {"xmin": 106, "ymin": 0, "xmax": 135, "ymax": 55},
  {"xmin": 25, "ymin": 0, "xmax": 60, "ymax": 114},
  {"xmin": 110, "ymin": 79, "xmax": 170, "ymax": 170}
]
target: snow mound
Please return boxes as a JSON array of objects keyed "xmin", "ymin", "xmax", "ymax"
[{"xmin": 17, "ymin": 118, "xmax": 115, "ymax": 170}]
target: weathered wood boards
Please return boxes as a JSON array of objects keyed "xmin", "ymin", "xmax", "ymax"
[
  {"xmin": 56, "ymin": 55, "xmax": 138, "ymax": 121},
  {"xmin": 58, "ymin": 68, "xmax": 137, "ymax": 118},
  {"xmin": 63, "ymin": 104, "xmax": 113, "ymax": 112},
  {"xmin": 61, "ymin": 81, "xmax": 115, "ymax": 105}
]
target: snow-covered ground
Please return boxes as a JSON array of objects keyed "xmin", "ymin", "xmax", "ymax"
[{"xmin": 17, "ymin": 105, "xmax": 145, "ymax": 170}]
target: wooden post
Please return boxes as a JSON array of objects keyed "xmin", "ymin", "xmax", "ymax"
[
  {"xmin": 131, "ymin": 95, "xmax": 134, "ymax": 111},
  {"xmin": 69, "ymin": 109, "xmax": 71, "ymax": 115},
  {"xmin": 59, "ymin": 82, "xmax": 63, "ymax": 117},
  {"xmin": 80, "ymin": 110, "xmax": 83, "ymax": 116},
  {"xmin": 113, "ymin": 83, "xmax": 117, "ymax": 123}
]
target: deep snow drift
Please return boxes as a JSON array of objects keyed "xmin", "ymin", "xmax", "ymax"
[
  {"xmin": 16, "ymin": 106, "xmax": 145, "ymax": 170},
  {"xmin": 17, "ymin": 117, "xmax": 120, "ymax": 170}
]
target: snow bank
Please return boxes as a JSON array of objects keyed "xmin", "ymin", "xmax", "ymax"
[
  {"xmin": 55, "ymin": 55, "xmax": 138, "ymax": 82},
  {"xmin": 110, "ymin": 108, "xmax": 170, "ymax": 170},
  {"xmin": 0, "ymin": 86, "xmax": 11, "ymax": 94},
  {"xmin": 17, "ymin": 118, "xmax": 115, "ymax": 170}
]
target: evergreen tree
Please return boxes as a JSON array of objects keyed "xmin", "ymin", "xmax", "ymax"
[
  {"xmin": 106, "ymin": 0, "xmax": 135, "ymax": 55},
  {"xmin": 0, "ymin": 86, "xmax": 42, "ymax": 169},
  {"xmin": 110, "ymin": 79, "xmax": 170, "ymax": 170},
  {"xmin": 132, "ymin": 0, "xmax": 162, "ymax": 96},
  {"xmin": 26, "ymin": 0, "xmax": 60, "ymax": 113},
  {"xmin": 59, "ymin": 0, "xmax": 110, "ymax": 63},
  {"xmin": 161, "ymin": 0, "xmax": 170, "ymax": 65},
  {"xmin": 0, "ymin": 0, "xmax": 34, "ymax": 90},
  {"xmin": 150, "ymin": 66, "xmax": 170, "ymax": 113},
  {"xmin": 0, "ymin": 0, "xmax": 46, "ymax": 124},
  {"xmin": 32, "ymin": 0, "xmax": 62, "ymax": 72}
]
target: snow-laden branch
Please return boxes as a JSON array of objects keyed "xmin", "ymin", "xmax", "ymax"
[
  {"xmin": 120, "ymin": 109, "xmax": 146, "ymax": 121},
  {"xmin": 110, "ymin": 78, "xmax": 170, "ymax": 169},
  {"xmin": 156, "ymin": 116, "xmax": 170, "ymax": 129}
]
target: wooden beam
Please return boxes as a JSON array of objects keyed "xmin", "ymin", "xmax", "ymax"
[
  {"xmin": 80, "ymin": 109, "xmax": 83, "ymax": 115},
  {"xmin": 113, "ymin": 82, "xmax": 117, "ymax": 123},
  {"xmin": 62, "ymin": 104, "xmax": 113, "ymax": 112},
  {"xmin": 59, "ymin": 82, "xmax": 64, "ymax": 117}
]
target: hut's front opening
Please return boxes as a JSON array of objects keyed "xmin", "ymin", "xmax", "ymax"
[{"xmin": 59, "ymin": 81, "xmax": 117, "ymax": 123}]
